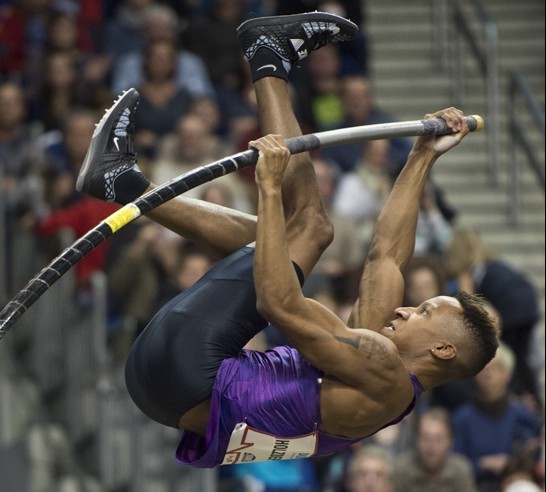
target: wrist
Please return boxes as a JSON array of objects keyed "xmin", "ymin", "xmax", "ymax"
[
  {"xmin": 257, "ymin": 180, "xmax": 283, "ymax": 195},
  {"xmin": 409, "ymin": 145, "xmax": 440, "ymax": 162}
]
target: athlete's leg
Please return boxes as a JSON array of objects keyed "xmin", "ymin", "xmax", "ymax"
[
  {"xmin": 144, "ymin": 190, "xmax": 257, "ymax": 258},
  {"xmin": 77, "ymin": 89, "xmax": 258, "ymax": 259},
  {"xmin": 253, "ymin": 77, "xmax": 333, "ymax": 278},
  {"xmin": 239, "ymin": 13, "xmax": 358, "ymax": 277}
]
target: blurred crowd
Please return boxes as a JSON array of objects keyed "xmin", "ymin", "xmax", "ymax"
[{"xmin": 0, "ymin": 1, "xmax": 544, "ymax": 492}]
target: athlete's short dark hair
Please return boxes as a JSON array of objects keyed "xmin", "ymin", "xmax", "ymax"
[{"xmin": 454, "ymin": 291, "xmax": 500, "ymax": 379}]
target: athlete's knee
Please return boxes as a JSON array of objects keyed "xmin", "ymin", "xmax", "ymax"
[
  {"xmin": 315, "ymin": 212, "xmax": 334, "ymax": 252},
  {"xmin": 289, "ymin": 206, "xmax": 334, "ymax": 252}
]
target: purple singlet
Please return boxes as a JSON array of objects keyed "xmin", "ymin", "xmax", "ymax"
[{"xmin": 176, "ymin": 346, "xmax": 423, "ymax": 468}]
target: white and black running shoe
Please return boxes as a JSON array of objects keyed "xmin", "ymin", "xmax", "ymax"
[
  {"xmin": 76, "ymin": 88, "xmax": 149, "ymax": 204},
  {"xmin": 238, "ymin": 12, "xmax": 358, "ymax": 66}
]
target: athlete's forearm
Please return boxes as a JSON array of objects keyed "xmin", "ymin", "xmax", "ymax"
[
  {"xmin": 368, "ymin": 146, "xmax": 438, "ymax": 268},
  {"xmin": 254, "ymin": 187, "xmax": 304, "ymax": 318}
]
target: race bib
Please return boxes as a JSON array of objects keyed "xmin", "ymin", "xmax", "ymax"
[{"xmin": 221, "ymin": 423, "xmax": 318, "ymax": 465}]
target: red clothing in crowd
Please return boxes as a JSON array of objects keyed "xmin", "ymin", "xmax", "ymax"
[{"xmin": 35, "ymin": 198, "xmax": 119, "ymax": 285}]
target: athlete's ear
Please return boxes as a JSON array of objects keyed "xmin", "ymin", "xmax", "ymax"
[{"xmin": 430, "ymin": 342, "xmax": 457, "ymax": 360}]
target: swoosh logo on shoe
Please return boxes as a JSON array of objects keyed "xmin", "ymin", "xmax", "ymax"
[
  {"xmin": 257, "ymin": 64, "xmax": 277, "ymax": 72},
  {"xmin": 113, "ymin": 137, "xmax": 120, "ymax": 151}
]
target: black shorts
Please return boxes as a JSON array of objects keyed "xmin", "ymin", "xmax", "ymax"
[{"xmin": 125, "ymin": 247, "xmax": 304, "ymax": 428}]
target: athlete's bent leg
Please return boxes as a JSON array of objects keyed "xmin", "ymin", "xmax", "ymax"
[
  {"xmin": 252, "ymin": 78, "xmax": 333, "ymax": 278},
  {"xmin": 239, "ymin": 14, "xmax": 357, "ymax": 275},
  {"xmin": 77, "ymin": 89, "xmax": 258, "ymax": 259},
  {"xmin": 144, "ymin": 187, "xmax": 257, "ymax": 258}
]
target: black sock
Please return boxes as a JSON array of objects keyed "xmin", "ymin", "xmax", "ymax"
[
  {"xmin": 249, "ymin": 48, "xmax": 292, "ymax": 82},
  {"xmin": 114, "ymin": 164, "xmax": 150, "ymax": 205}
]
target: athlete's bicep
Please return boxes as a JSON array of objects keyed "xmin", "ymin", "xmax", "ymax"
[
  {"xmin": 271, "ymin": 298, "xmax": 400, "ymax": 387},
  {"xmin": 352, "ymin": 256, "xmax": 405, "ymax": 331}
]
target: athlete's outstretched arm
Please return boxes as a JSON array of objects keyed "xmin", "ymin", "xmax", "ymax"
[{"xmin": 349, "ymin": 108, "xmax": 470, "ymax": 331}]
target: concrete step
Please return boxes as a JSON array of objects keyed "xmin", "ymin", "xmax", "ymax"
[
  {"xmin": 365, "ymin": 0, "xmax": 545, "ymax": 350},
  {"xmin": 456, "ymin": 211, "xmax": 544, "ymax": 231},
  {"xmin": 453, "ymin": 200, "xmax": 544, "ymax": 221},
  {"xmin": 484, "ymin": 229, "xmax": 545, "ymax": 248}
]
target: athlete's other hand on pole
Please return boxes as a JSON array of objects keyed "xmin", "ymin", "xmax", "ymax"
[
  {"xmin": 414, "ymin": 107, "xmax": 470, "ymax": 157},
  {"xmin": 252, "ymin": 134, "xmax": 291, "ymax": 190}
]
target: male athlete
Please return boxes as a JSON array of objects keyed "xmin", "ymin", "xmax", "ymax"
[{"xmin": 77, "ymin": 12, "xmax": 499, "ymax": 468}]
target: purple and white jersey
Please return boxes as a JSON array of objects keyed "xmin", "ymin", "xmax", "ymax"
[{"xmin": 176, "ymin": 346, "xmax": 423, "ymax": 468}]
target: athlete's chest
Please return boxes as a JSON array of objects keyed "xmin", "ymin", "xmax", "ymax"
[{"xmin": 319, "ymin": 376, "xmax": 413, "ymax": 439}]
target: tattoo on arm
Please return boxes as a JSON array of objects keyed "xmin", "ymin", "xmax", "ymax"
[
  {"xmin": 334, "ymin": 335, "xmax": 391, "ymax": 361},
  {"xmin": 334, "ymin": 335, "xmax": 362, "ymax": 349}
]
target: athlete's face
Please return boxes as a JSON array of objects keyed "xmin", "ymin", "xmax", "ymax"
[{"xmin": 379, "ymin": 296, "xmax": 462, "ymax": 354}]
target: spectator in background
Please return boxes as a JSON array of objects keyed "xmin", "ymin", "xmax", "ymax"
[
  {"xmin": 188, "ymin": 97, "xmax": 223, "ymax": 137},
  {"xmin": 152, "ymin": 111, "xmax": 252, "ymax": 212},
  {"xmin": 317, "ymin": 0, "xmax": 368, "ymax": 75},
  {"xmin": 110, "ymin": 3, "xmax": 214, "ymax": 99},
  {"xmin": 342, "ymin": 446, "xmax": 394, "ymax": 492},
  {"xmin": 102, "ymin": 0, "xmax": 155, "ymax": 65},
  {"xmin": 1, "ymin": 2, "xmax": 104, "ymax": 101},
  {"xmin": 452, "ymin": 343, "xmax": 542, "ymax": 492},
  {"xmin": 189, "ymin": 0, "xmax": 276, "ymax": 18},
  {"xmin": 0, "ymin": 0, "xmax": 51, "ymax": 80},
  {"xmin": 500, "ymin": 454, "xmax": 544, "ymax": 492},
  {"xmin": 153, "ymin": 112, "xmax": 225, "ymax": 182},
  {"xmin": 503, "ymin": 480, "xmax": 543, "ymax": 492},
  {"xmin": 445, "ymin": 228, "xmax": 542, "ymax": 407},
  {"xmin": 183, "ymin": 0, "xmax": 261, "ymax": 144},
  {"xmin": 35, "ymin": 109, "xmax": 97, "ymax": 209},
  {"xmin": 321, "ymin": 76, "xmax": 412, "ymax": 176},
  {"xmin": 26, "ymin": 109, "xmax": 119, "ymax": 290},
  {"xmin": 133, "ymin": 39, "xmax": 197, "ymax": 156},
  {"xmin": 293, "ymin": 44, "xmax": 345, "ymax": 132},
  {"xmin": 393, "ymin": 407, "xmax": 478, "ymax": 492},
  {"xmin": 41, "ymin": 10, "xmax": 111, "ymax": 110},
  {"xmin": 414, "ymin": 181, "xmax": 453, "ymax": 257},
  {"xmin": 332, "ymin": 138, "xmax": 392, "ymax": 247},
  {"xmin": 215, "ymin": 61, "xmax": 259, "ymax": 142},
  {"xmin": 0, "ymin": 81, "xmax": 42, "ymax": 293},
  {"xmin": 32, "ymin": 194, "xmax": 119, "ymax": 291},
  {"xmin": 307, "ymin": 157, "xmax": 363, "ymax": 304},
  {"xmin": 402, "ymin": 255, "xmax": 447, "ymax": 308},
  {"xmin": 27, "ymin": 51, "xmax": 87, "ymax": 132},
  {"xmin": 0, "ymin": 82, "xmax": 40, "ymax": 219},
  {"xmin": 182, "ymin": 0, "xmax": 248, "ymax": 90},
  {"xmin": 164, "ymin": 244, "xmax": 214, "ymax": 304},
  {"xmin": 333, "ymin": 138, "xmax": 392, "ymax": 219}
]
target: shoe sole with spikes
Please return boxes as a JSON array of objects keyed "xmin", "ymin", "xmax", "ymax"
[
  {"xmin": 238, "ymin": 12, "xmax": 358, "ymax": 66},
  {"xmin": 76, "ymin": 88, "xmax": 140, "ymax": 202}
]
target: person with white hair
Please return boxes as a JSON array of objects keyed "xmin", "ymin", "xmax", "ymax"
[
  {"xmin": 344, "ymin": 446, "xmax": 394, "ymax": 492},
  {"xmin": 453, "ymin": 343, "xmax": 542, "ymax": 491},
  {"xmin": 504, "ymin": 481, "xmax": 543, "ymax": 492}
]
